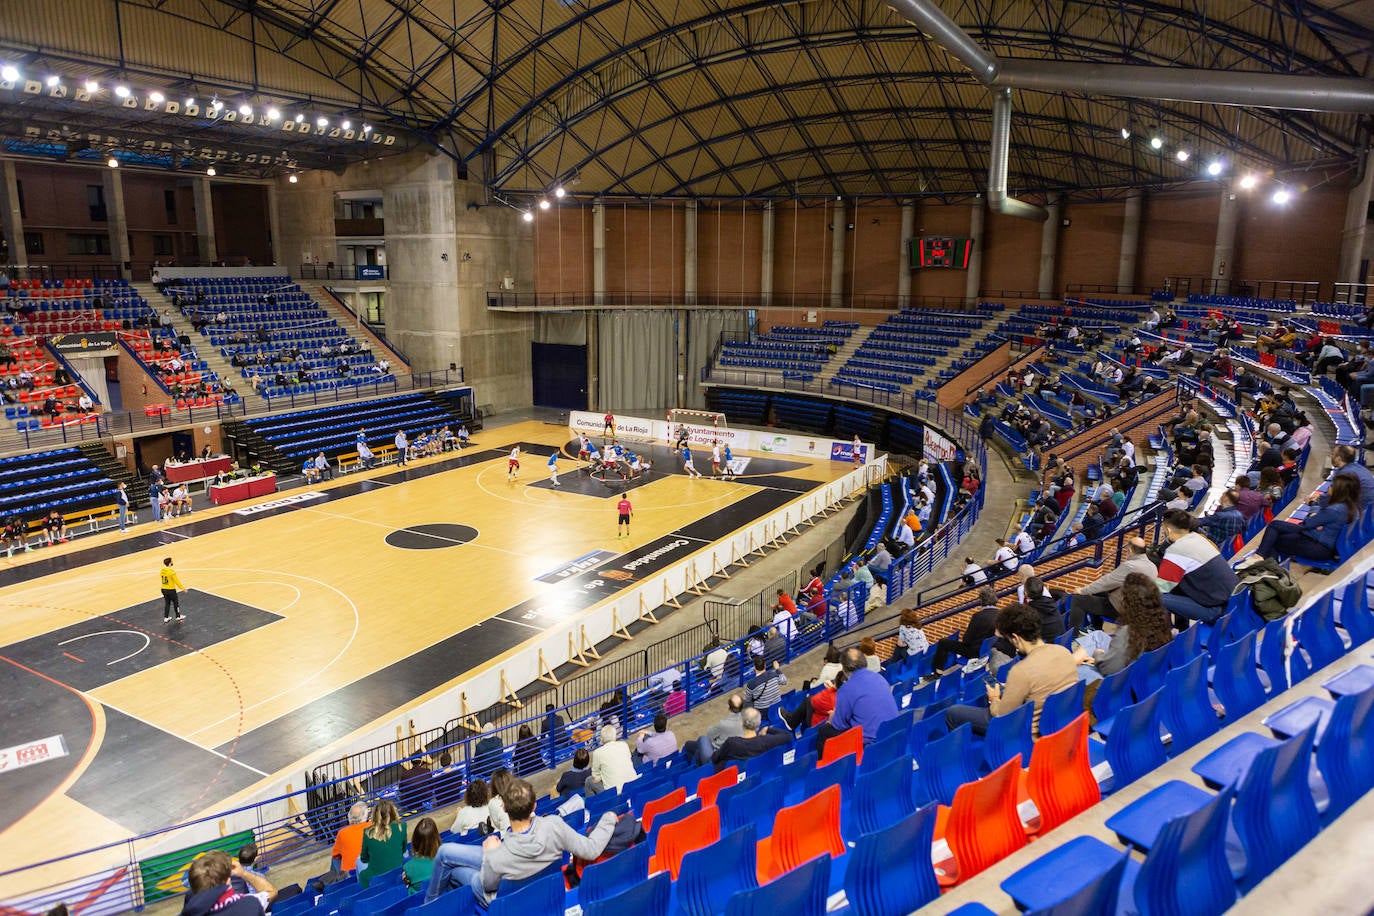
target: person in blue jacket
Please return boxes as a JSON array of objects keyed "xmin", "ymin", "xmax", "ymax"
[{"xmin": 1256, "ymin": 474, "xmax": 1360, "ymax": 562}]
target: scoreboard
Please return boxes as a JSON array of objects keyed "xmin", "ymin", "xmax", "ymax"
[{"xmin": 910, "ymin": 236, "xmax": 974, "ymax": 270}]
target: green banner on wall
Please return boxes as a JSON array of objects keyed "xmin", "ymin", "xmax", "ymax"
[{"xmin": 137, "ymin": 829, "xmax": 256, "ymax": 904}]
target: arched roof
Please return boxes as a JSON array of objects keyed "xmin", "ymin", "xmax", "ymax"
[{"xmin": 0, "ymin": 0, "xmax": 1369, "ymax": 194}]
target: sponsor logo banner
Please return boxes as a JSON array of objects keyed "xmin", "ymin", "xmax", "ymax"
[
  {"xmin": 137, "ymin": 830, "xmax": 256, "ymax": 903},
  {"xmin": 829, "ymin": 441, "xmax": 869, "ymax": 463},
  {"xmin": 569, "ymin": 411, "xmax": 655, "ymax": 442},
  {"xmin": 0, "ymin": 734, "xmax": 68, "ymax": 772},
  {"xmin": 232, "ymin": 491, "xmax": 327, "ymax": 516},
  {"xmin": 660, "ymin": 420, "xmax": 750, "ymax": 449},
  {"xmin": 923, "ymin": 426, "xmax": 959, "ymax": 461},
  {"xmin": 50, "ymin": 331, "xmax": 119, "ymax": 353},
  {"xmin": 535, "ymin": 550, "xmax": 618, "ymax": 583}
]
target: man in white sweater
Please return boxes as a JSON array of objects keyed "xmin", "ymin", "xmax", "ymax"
[
  {"xmin": 425, "ymin": 779, "xmax": 617, "ymax": 904},
  {"xmin": 1067, "ymin": 537, "xmax": 1158, "ymax": 631},
  {"xmin": 588, "ymin": 724, "xmax": 638, "ymax": 794}
]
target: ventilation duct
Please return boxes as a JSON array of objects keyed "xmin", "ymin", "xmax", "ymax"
[{"xmin": 988, "ymin": 88, "xmax": 1047, "ymax": 221}]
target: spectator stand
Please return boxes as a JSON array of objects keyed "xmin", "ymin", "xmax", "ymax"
[
  {"xmin": 1312, "ymin": 379, "xmax": 1363, "ymax": 447},
  {"xmin": 885, "ymin": 449, "xmax": 986, "ymax": 604},
  {"xmin": 0, "ymin": 447, "xmax": 123, "ymax": 538}
]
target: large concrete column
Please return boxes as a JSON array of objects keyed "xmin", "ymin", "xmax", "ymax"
[
  {"xmin": 1211, "ymin": 182, "xmax": 1239, "ymax": 296},
  {"xmin": 0, "ymin": 160, "xmax": 26, "ymax": 270},
  {"xmin": 898, "ymin": 202, "xmax": 915, "ymax": 306},
  {"xmin": 676, "ymin": 308, "xmax": 688, "ymax": 407},
  {"xmin": 830, "ymin": 199, "xmax": 846, "ymax": 308},
  {"xmin": 683, "ymin": 200, "xmax": 697, "ymax": 305},
  {"xmin": 1037, "ymin": 197, "xmax": 1062, "ymax": 299},
  {"xmin": 102, "ymin": 167, "xmax": 132, "ymax": 280},
  {"xmin": 1117, "ymin": 192, "xmax": 1143, "ymax": 293},
  {"xmin": 965, "ymin": 198, "xmax": 985, "ymax": 305},
  {"xmin": 193, "ymin": 176, "xmax": 217, "ymax": 264},
  {"xmin": 266, "ymin": 182, "xmax": 284, "ymax": 269},
  {"xmin": 591, "ymin": 200, "xmax": 606, "ymax": 306},
  {"xmin": 1337, "ymin": 150, "xmax": 1374, "ymax": 286},
  {"xmin": 760, "ymin": 201, "xmax": 775, "ymax": 307}
]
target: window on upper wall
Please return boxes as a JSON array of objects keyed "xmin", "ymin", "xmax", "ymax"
[
  {"xmin": 164, "ymin": 189, "xmax": 177, "ymax": 224},
  {"xmin": 87, "ymin": 185, "xmax": 107, "ymax": 222},
  {"xmin": 67, "ymin": 233, "xmax": 111, "ymax": 256},
  {"xmin": 24, "ymin": 232, "xmax": 43, "ymax": 255},
  {"xmin": 153, "ymin": 235, "xmax": 174, "ymax": 256}
]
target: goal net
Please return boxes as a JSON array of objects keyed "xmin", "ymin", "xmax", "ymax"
[{"xmin": 666, "ymin": 409, "xmax": 728, "ymax": 432}]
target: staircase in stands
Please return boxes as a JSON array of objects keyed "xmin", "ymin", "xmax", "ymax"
[
  {"xmin": 812, "ymin": 311, "xmax": 1013, "ymax": 390},
  {"xmin": 77, "ymin": 441, "xmax": 150, "ymax": 508},
  {"xmin": 296, "ymin": 281, "xmax": 411, "ymax": 379}
]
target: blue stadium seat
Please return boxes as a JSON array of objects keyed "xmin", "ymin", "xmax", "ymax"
[
  {"xmin": 676, "ymin": 825, "xmax": 758, "ymax": 916},
  {"xmin": 1000, "ymin": 835, "xmax": 1128, "ymax": 916},
  {"xmin": 1231, "ymin": 725, "xmax": 1320, "ymax": 891},
  {"xmin": 1159, "ymin": 654, "xmax": 1219, "ymax": 756},
  {"xmin": 1212, "ymin": 630, "xmax": 1268, "ymax": 720},
  {"xmin": 979, "ymin": 700, "xmax": 1033, "ymax": 772},
  {"xmin": 914, "ymin": 723, "xmax": 979, "ymax": 806},
  {"xmin": 723, "ymin": 853, "xmax": 829, "ymax": 916},
  {"xmin": 719, "ymin": 776, "xmax": 783, "ymax": 837},
  {"xmin": 1116, "ymin": 786, "xmax": 1237, "ymax": 916},
  {"xmin": 1088, "ymin": 664, "xmax": 1136, "ymax": 737},
  {"xmin": 1036, "ymin": 681, "xmax": 1085, "ymax": 738},
  {"xmin": 1296, "ymin": 592, "xmax": 1347, "ymax": 671},
  {"xmin": 843, "ymin": 804, "xmax": 939, "ymax": 916},
  {"xmin": 486, "ymin": 871, "xmax": 564, "ymax": 916},
  {"xmin": 1315, "ymin": 684, "xmax": 1374, "ymax": 822},
  {"xmin": 577, "ymin": 843, "xmax": 649, "ymax": 906},
  {"xmin": 580, "ymin": 871, "xmax": 667, "ymax": 916},
  {"xmin": 849, "ymin": 757, "xmax": 918, "ymax": 839},
  {"xmin": 1099, "ymin": 688, "xmax": 1166, "ymax": 793},
  {"xmin": 1257, "ymin": 618, "xmax": 1309, "ymax": 693}
]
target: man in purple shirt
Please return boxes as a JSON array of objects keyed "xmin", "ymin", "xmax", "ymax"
[
  {"xmin": 814, "ymin": 648, "xmax": 899, "ymax": 755},
  {"xmin": 633, "ymin": 713, "xmax": 678, "ymax": 765}
]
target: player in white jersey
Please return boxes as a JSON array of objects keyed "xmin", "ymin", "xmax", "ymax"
[
  {"xmin": 711, "ymin": 443, "xmax": 722, "ymax": 478},
  {"xmin": 507, "ymin": 445, "xmax": 521, "ymax": 480}
]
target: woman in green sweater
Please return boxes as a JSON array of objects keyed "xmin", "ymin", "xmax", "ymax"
[
  {"xmin": 403, "ymin": 817, "xmax": 440, "ymax": 894},
  {"xmin": 358, "ymin": 799, "xmax": 407, "ymax": 888}
]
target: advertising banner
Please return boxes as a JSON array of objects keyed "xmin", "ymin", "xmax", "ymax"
[
  {"xmin": 828, "ymin": 441, "xmax": 870, "ymax": 464},
  {"xmin": 137, "ymin": 830, "xmax": 256, "ymax": 904},
  {"xmin": 923, "ymin": 426, "xmax": 959, "ymax": 462},
  {"xmin": 569, "ymin": 411, "xmax": 656, "ymax": 443}
]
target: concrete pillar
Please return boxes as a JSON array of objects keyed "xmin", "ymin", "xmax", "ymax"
[
  {"xmin": 1117, "ymin": 192, "xmax": 1143, "ymax": 293},
  {"xmin": 1211, "ymin": 182, "xmax": 1239, "ymax": 296},
  {"xmin": 193, "ymin": 177, "xmax": 217, "ymax": 264},
  {"xmin": 0, "ymin": 160, "xmax": 26, "ymax": 270},
  {"xmin": 760, "ymin": 201, "xmax": 775, "ymax": 307},
  {"xmin": 591, "ymin": 200, "xmax": 606, "ymax": 307},
  {"xmin": 102, "ymin": 167, "xmax": 132, "ymax": 280},
  {"xmin": 586, "ymin": 311, "xmax": 599, "ymax": 412},
  {"xmin": 683, "ymin": 200, "xmax": 697, "ymax": 305},
  {"xmin": 965, "ymin": 199, "xmax": 985, "ymax": 305},
  {"xmin": 266, "ymin": 182, "xmax": 283, "ymax": 269},
  {"xmin": 1337, "ymin": 149, "xmax": 1374, "ymax": 287},
  {"xmin": 1038, "ymin": 198, "xmax": 1062, "ymax": 299},
  {"xmin": 899, "ymin": 202, "xmax": 915, "ymax": 307},
  {"xmin": 830, "ymin": 199, "xmax": 846, "ymax": 308}
]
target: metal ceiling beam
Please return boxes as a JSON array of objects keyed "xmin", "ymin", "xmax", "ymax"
[{"xmin": 892, "ymin": 0, "xmax": 1374, "ymax": 112}]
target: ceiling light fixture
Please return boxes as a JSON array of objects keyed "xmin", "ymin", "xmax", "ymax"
[
  {"xmin": 2, "ymin": 65, "xmax": 20, "ymax": 82},
  {"xmin": 107, "ymin": 156, "xmax": 119, "ymax": 169},
  {"xmin": 46, "ymin": 75, "xmax": 61, "ymax": 88},
  {"xmin": 522, "ymin": 210, "xmax": 534, "ymax": 222},
  {"xmin": 185, "ymin": 96, "xmax": 195, "ymax": 107},
  {"xmin": 554, "ymin": 186, "xmax": 566, "ymax": 199},
  {"xmin": 114, "ymin": 84, "xmax": 130, "ymax": 98},
  {"xmin": 1149, "ymin": 136, "xmax": 1163, "ymax": 150},
  {"xmin": 1239, "ymin": 173, "xmax": 1258, "ymax": 190},
  {"xmin": 206, "ymin": 166, "xmax": 216, "ymax": 176},
  {"xmin": 267, "ymin": 107, "xmax": 280, "ymax": 120},
  {"xmin": 1175, "ymin": 149, "xmax": 1189, "ymax": 162},
  {"xmin": 288, "ymin": 174, "xmax": 299, "ymax": 183},
  {"xmin": 1206, "ymin": 160, "xmax": 1223, "ymax": 177},
  {"xmin": 362, "ymin": 124, "xmax": 372, "ymax": 133},
  {"xmin": 149, "ymin": 91, "xmax": 165, "ymax": 103},
  {"xmin": 538, "ymin": 198, "xmax": 550, "ymax": 210},
  {"xmin": 1272, "ymin": 188, "xmax": 1291, "ymax": 205},
  {"xmin": 316, "ymin": 116, "xmax": 328, "ymax": 128},
  {"xmin": 342, "ymin": 120, "xmax": 352, "ymax": 130},
  {"xmin": 294, "ymin": 112, "xmax": 304, "ymax": 123},
  {"xmin": 238, "ymin": 103, "xmax": 252, "ymax": 116},
  {"xmin": 84, "ymin": 79, "xmax": 99, "ymax": 92},
  {"xmin": 1120, "ymin": 127, "xmax": 1130, "ymax": 140}
]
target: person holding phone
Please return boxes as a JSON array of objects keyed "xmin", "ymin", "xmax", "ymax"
[{"xmin": 943, "ymin": 603, "xmax": 1076, "ymax": 738}]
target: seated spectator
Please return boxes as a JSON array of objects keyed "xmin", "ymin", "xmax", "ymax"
[
  {"xmin": 358, "ymin": 799, "xmax": 406, "ymax": 889},
  {"xmin": 588, "ymin": 725, "xmax": 637, "ymax": 793},
  {"xmin": 1073, "ymin": 573, "xmax": 1173, "ymax": 681},
  {"xmin": 170, "ymin": 484, "xmax": 192, "ymax": 516},
  {"xmin": 962, "ymin": 556, "xmax": 988, "ymax": 586},
  {"xmin": 944, "ymin": 603, "xmax": 1077, "ymax": 737},
  {"xmin": 1081, "ymin": 504, "xmax": 1105, "ymax": 541},
  {"xmin": 469, "ymin": 722, "xmax": 504, "ymax": 779},
  {"xmin": 742, "ymin": 657, "xmax": 787, "ymax": 711},
  {"xmin": 633, "ymin": 712, "xmax": 678, "ymax": 765},
  {"xmin": 684, "ymin": 693, "xmax": 745, "ymax": 766},
  {"xmin": 711, "ymin": 706, "xmax": 790, "ymax": 771},
  {"xmin": 1232, "ymin": 476, "xmax": 1270, "ymax": 522},
  {"xmin": 1198, "ymin": 490, "xmax": 1246, "ymax": 547},
  {"xmin": 77, "ymin": 393, "xmax": 94, "ymax": 412},
  {"xmin": 403, "ymin": 817, "xmax": 440, "ymax": 894},
  {"xmin": 229, "ymin": 844, "xmax": 269, "ymax": 897},
  {"xmin": 887, "ymin": 607, "xmax": 929, "ymax": 665},
  {"xmin": 1156, "ymin": 509, "xmax": 1241, "ymax": 625},
  {"xmin": 858, "ymin": 636, "xmax": 883, "ymax": 672},
  {"xmin": 303, "ymin": 457, "xmax": 321, "ymax": 483},
  {"xmin": 1068, "ymin": 537, "xmax": 1157, "ymax": 631},
  {"xmin": 814, "ymin": 647, "xmax": 899, "ymax": 751},
  {"xmin": 424, "ymin": 778, "xmax": 618, "ymax": 905},
  {"xmin": 1023, "ymin": 576, "xmax": 1066, "ymax": 643},
  {"xmin": 41, "ymin": 510, "xmax": 67, "ymax": 546},
  {"xmin": 512, "ymin": 724, "xmax": 543, "ymax": 777},
  {"xmin": 554, "ymin": 748, "xmax": 593, "ymax": 798},
  {"xmin": 179, "ymin": 850, "xmax": 275, "ymax": 916},
  {"xmin": 450, "ymin": 779, "xmax": 494, "ymax": 836},
  {"xmin": 330, "ymin": 801, "xmax": 371, "ymax": 871},
  {"xmin": 930, "ymin": 588, "xmax": 1005, "ymax": 675},
  {"xmin": 1256, "ymin": 474, "xmax": 1360, "ymax": 563}
]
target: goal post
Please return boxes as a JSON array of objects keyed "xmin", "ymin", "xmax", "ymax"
[{"xmin": 666, "ymin": 409, "xmax": 728, "ymax": 439}]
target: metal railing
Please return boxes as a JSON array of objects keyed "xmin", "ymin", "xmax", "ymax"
[
  {"xmin": 487, "ymin": 291, "xmax": 993, "ymax": 312},
  {"xmin": 1162, "ymin": 276, "xmax": 1321, "ymax": 305},
  {"xmin": 297, "ymin": 264, "xmax": 390, "ymax": 282}
]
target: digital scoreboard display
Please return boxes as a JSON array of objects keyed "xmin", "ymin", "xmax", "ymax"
[{"xmin": 910, "ymin": 236, "xmax": 974, "ymax": 270}]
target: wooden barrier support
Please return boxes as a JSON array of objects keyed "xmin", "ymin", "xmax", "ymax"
[
  {"xmin": 499, "ymin": 670, "xmax": 523, "ymax": 708},
  {"xmin": 712, "ymin": 550, "xmax": 731, "ymax": 579},
  {"xmin": 686, "ymin": 559, "xmax": 709, "ymax": 595},
  {"xmin": 580, "ymin": 625, "xmax": 603, "ymax": 661},
  {"xmin": 639, "ymin": 592, "xmax": 661, "ymax": 623},
  {"xmin": 610, "ymin": 606, "xmax": 633, "ymax": 640},
  {"xmin": 537, "ymin": 649, "xmax": 560, "ymax": 685},
  {"xmin": 458, "ymin": 692, "xmax": 482, "ymax": 731},
  {"xmin": 733, "ymin": 540, "xmax": 752, "ymax": 568},
  {"xmin": 568, "ymin": 630, "xmax": 592, "ymax": 667},
  {"xmin": 751, "ymin": 531, "xmax": 767, "ymax": 558},
  {"xmin": 660, "ymin": 580, "xmax": 683, "ymax": 610}
]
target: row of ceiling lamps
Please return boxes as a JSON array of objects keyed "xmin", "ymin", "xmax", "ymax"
[
  {"xmin": 521, "ymin": 186, "xmax": 568, "ymax": 221},
  {"xmin": 102, "ymin": 155, "xmax": 299, "ymax": 182},
  {"xmin": 1122, "ymin": 127, "xmax": 1295, "ymax": 205}
]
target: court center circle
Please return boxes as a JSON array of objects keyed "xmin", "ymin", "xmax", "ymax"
[{"xmin": 384, "ymin": 524, "xmax": 479, "ymax": 550}]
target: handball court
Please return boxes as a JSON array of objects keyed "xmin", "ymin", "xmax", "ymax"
[{"xmin": 0, "ymin": 420, "xmax": 852, "ymax": 877}]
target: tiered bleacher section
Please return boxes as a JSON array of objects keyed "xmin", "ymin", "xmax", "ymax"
[
  {"xmin": 830, "ymin": 309, "xmax": 999, "ymax": 395},
  {"xmin": 0, "ymin": 447, "xmax": 121, "ymax": 529},
  {"xmin": 228, "ymin": 392, "xmax": 464, "ymax": 474},
  {"xmin": 119, "ymin": 330, "xmax": 235, "ymax": 410},
  {"xmin": 165, "ymin": 276, "xmax": 395, "ymax": 400}
]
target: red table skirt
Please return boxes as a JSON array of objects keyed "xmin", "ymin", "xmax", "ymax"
[
  {"xmin": 165, "ymin": 456, "xmax": 232, "ymax": 483},
  {"xmin": 209, "ymin": 473, "xmax": 277, "ymax": 505}
]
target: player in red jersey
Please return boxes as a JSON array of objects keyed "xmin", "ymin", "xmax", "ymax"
[{"xmin": 617, "ymin": 496, "xmax": 633, "ymax": 539}]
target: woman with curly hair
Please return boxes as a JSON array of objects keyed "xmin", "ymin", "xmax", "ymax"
[{"xmin": 1073, "ymin": 572, "xmax": 1172, "ymax": 680}]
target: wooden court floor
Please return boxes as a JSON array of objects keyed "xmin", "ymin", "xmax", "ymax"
[{"xmin": 0, "ymin": 421, "xmax": 852, "ymax": 882}]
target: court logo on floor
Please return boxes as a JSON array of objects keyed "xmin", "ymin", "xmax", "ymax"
[{"xmin": 385, "ymin": 523, "xmax": 479, "ymax": 550}]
